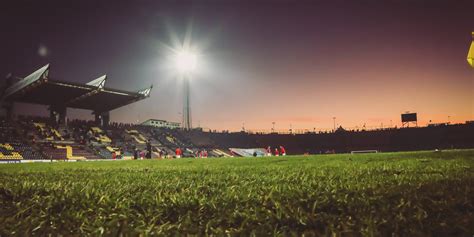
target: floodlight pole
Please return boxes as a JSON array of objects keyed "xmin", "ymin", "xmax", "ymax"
[{"xmin": 182, "ymin": 76, "xmax": 192, "ymax": 130}]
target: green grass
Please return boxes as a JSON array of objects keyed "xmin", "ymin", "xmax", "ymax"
[{"xmin": 1, "ymin": 150, "xmax": 473, "ymax": 236}]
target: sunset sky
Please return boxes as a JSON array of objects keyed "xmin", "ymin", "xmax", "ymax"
[{"xmin": 1, "ymin": 0, "xmax": 473, "ymax": 131}]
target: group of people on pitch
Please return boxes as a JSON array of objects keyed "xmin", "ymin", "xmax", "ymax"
[
  {"xmin": 266, "ymin": 146, "xmax": 286, "ymax": 156},
  {"xmin": 174, "ymin": 147, "xmax": 209, "ymax": 159}
]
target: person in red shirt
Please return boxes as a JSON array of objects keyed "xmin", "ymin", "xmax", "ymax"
[
  {"xmin": 266, "ymin": 146, "xmax": 272, "ymax": 156},
  {"xmin": 112, "ymin": 151, "xmax": 116, "ymax": 160},
  {"xmin": 274, "ymin": 148, "xmax": 279, "ymax": 156},
  {"xmin": 279, "ymin": 146, "xmax": 286, "ymax": 156},
  {"xmin": 175, "ymin": 148, "xmax": 182, "ymax": 158}
]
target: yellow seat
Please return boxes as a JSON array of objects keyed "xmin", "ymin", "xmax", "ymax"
[
  {"xmin": 131, "ymin": 135, "xmax": 145, "ymax": 144},
  {"xmin": 52, "ymin": 129, "xmax": 64, "ymax": 140},
  {"xmin": 5, "ymin": 143, "xmax": 14, "ymax": 151},
  {"xmin": 34, "ymin": 123, "xmax": 46, "ymax": 133},
  {"xmin": 106, "ymin": 146, "xmax": 115, "ymax": 152},
  {"xmin": 11, "ymin": 152, "xmax": 23, "ymax": 159},
  {"xmin": 0, "ymin": 151, "xmax": 22, "ymax": 160},
  {"xmin": 100, "ymin": 135, "xmax": 111, "ymax": 143},
  {"xmin": 91, "ymin": 127, "xmax": 103, "ymax": 133}
]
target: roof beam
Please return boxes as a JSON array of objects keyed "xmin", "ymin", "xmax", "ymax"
[
  {"xmin": 66, "ymin": 75, "xmax": 107, "ymax": 105},
  {"xmin": 137, "ymin": 85, "xmax": 153, "ymax": 97},
  {"xmin": 92, "ymin": 86, "xmax": 153, "ymax": 114},
  {"xmin": 86, "ymin": 75, "xmax": 107, "ymax": 88},
  {"xmin": 1, "ymin": 64, "xmax": 49, "ymax": 101}
]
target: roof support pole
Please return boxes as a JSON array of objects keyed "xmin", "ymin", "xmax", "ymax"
[
  {"xmin": 49, "ymin": 105, "xmax": 66, "ymax": 127},
  {"xmin": 0, "ymin": 101, "xmax": 14, "ymax": 121},
  {"xmin": 94, "ymin": 111, "xmax": 110, "ymax": 128}
]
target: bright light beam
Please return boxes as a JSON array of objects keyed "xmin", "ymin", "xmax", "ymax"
[{"xmin": 175, "ymin": 50, "xmax": 198, "ymax": 74}]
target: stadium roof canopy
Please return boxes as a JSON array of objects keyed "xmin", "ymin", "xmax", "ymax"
[{"xmin": 1, "ymin": 64, "xmax": 152, "ymax": 113}]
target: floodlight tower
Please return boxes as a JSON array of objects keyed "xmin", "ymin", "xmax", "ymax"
[
  {"xmin": 183, "ymin": 77, "xmax": 191, "ymax": 130},
  {"xmin": 468, "ymin": 32, "xmax": 474, "ymax": 68},
  {"xmin": 175, "ymin": 50, "xmax": 197, "ymax": 130}
]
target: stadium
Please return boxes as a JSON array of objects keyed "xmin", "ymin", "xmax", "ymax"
[
  {"xmin": 1, "ymin": 1, "xmax": 473, "ymax": 236},
  {"xmin": 1, "ymin": 64, "xmax": 473, "ymax": 161}
]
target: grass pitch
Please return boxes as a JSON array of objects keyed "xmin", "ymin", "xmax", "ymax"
[{"xmin": 1, "ymin": 150, "xmax": 473, "ymax": 236}]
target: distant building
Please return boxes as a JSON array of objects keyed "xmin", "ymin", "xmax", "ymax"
[{"xmin": 141, "ymin": 119, "xmax": 181, "ymax": 129}]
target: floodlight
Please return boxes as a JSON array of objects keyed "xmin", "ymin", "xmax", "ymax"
[{"xmin": 175, "ymin": 50, "xmax": 197, "ymax": 73}]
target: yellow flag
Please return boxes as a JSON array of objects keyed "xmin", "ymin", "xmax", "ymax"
[{"xmin": 468, "ymin": 32, "xmax": 474, "ymax": 67}]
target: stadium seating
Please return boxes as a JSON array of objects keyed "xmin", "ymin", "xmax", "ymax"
[
  {"xmin": 32, "ymin": 122, "xmax": 66, "ymax": 141},
  {"xmin": 56, "ymin": 145, "xmax": 86, "ymax": 160},
  {"xmin": 96, "ymin": 147, "xmax": 113, "ymax": 159},
  {"xmin": 40, "ymin": 145, "xmax": 99, "ymax": 160},
  {"xmin": 126, "ymin": 129, "xmax": 146, "ymax": 144},
  {"xmin": 0, "ymin": 143, "xmax": 23, "ymax": 160},
  {"xmin": 41, "ymin": 145, "xmax": 67, "ymax": 159},
  {"xmin": 1, "ymin": 116, "xmax": 473, "ymax": 160},
  {"xmin": 13, "ymin": 143, "xmax": 45, "ymax": 160},
  {"xmin": 90, "ymin": 127, "xmax": 112, "ymax": 143},
  {"xmin": 69, "ymin": 146, "xmax": 101, "ymax": 159},
  {"xmin": 51, "ymin": 128, "xmax": 64, "ymax": 141},
  {"xmin": 0, "ymin": 143, "xmax": 47, "ymax": 160}
]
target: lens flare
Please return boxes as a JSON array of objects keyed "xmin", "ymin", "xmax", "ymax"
[{"xmin": 175, "ymin": 50, "xmax": 197, "ymax": 73}]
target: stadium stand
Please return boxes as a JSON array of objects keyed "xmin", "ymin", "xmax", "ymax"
[
  {"xmin": 0, "ymin": 142, "xmax": 46, "ymax": 160},
  {"xmin": 33, "ymin": 122, "xmax": 65, "ymax": 141},
  {"xmin": 177, "ymin": 123, "xmax": 474, "ymax": 154},
  {"xmin": 126, "ymin": 129, "xmax": 147, "ymax": 144},
  {"xmin": 69, "ymin": 146, "xmax": 100, "ymax": 159},
  {"xmin": 0, "ymin": 143, "xmax": 23, "ymax": 160},
  {"xmin": 1, "ymin": 64, "xmax": 473, "ymax": 159},
  {"xmin": 41, "ymin": 144, "xmax": 100, "ymax": 160},
  {"xmin": 90, "ymin": 127, "xmax": 112, "ymax": 143},
  {"xmin": 1, "ymin": 114, "xmax": 474, "ymax": 161},
  {"xmin": 14, "ymin": 143, "xmax": 45, "ymax": 160}
]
